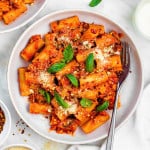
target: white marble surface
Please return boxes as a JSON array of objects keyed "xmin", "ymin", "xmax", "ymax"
[{"xmin": 0, "ymin": 0, "xmax": 150, "ymax": 149}]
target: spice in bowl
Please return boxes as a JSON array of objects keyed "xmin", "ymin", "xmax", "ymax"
[{"xmin": 0, "ymin": 106, "xmax": 5, "ymax": 133}]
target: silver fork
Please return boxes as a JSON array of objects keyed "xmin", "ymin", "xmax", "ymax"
[{"xmin": 106, "ymin": 42, "xmax": 130, "ymax": 150}]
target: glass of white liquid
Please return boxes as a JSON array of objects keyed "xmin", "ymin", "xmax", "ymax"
[{"xmin": 133, "ymin": 0, "xmax": 150, "ymax": 39}]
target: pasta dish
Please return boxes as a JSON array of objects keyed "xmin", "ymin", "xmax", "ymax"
[
  {"xmin": 18, "ymin": 16, "xmax": 123, "ymax": 135},
  {"xmin": 0, "ymin": 0, "xmax": 35, "ymax": 24}
]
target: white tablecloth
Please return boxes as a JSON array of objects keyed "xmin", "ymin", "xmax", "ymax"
[{"xmin": 0, "ymin": 0, "xmax": 150, "ymax": 149}]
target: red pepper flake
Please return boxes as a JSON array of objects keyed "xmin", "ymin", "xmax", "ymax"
[{"xmin": 0, "ymin": 106, "xmax": 5, "ymax": 133}]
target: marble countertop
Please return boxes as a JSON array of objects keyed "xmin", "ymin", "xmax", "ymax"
[{"xmin": 0, "ymin": 0, "xmax": 150, "ymax": 149}]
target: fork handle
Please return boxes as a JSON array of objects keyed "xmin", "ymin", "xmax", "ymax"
[{"xmin": 106, "ymin": 84, "xmax": 120, "ymax": 150}]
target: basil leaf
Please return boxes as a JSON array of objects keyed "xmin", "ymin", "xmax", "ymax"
[
  {"xmin": 66, "ymin": 74, "xmax": 79, "ymax": 87},
  {"xmin": 39, "ymin": 89, "xmax": 51, "ymax": 103},
  {"xmin": 63, "ymin": 44, "xmax": 74, "ymax": 63},
  {"xmin": 89, "ymin": 0, "xmax": 102, "ymax": 7},
  {"xmin": 80, "ymin": 98, "xmax": 93, "ymax": 108},
  {"xmin": 47, "ymin": 62, "xmax": 66, "ymax": 73},
  {"xmin": 85, "ymin": 53, "xmax": 95, "ymax": 72},
  {"xmin": 97, "ymin": 101, "xmax": 109, "ymax": 111},
  {"xmin": 54, "ymin": 91, "xmax": 69, "ymax": 108}
]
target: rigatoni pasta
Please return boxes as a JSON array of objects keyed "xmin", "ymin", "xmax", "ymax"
[
  {"xmin": 0, "ymin": 0, "xmax": 35, "ymax": 25},
  {"xmin": 18, "ymin": 16, "xmax": 123, "ymax": 135}
]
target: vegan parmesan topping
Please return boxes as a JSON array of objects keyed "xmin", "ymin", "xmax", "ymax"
[
  {"xmin": 5, "ymin": 146, "xmax": 31, "ymax": 150},
  {"xmin": 0, "ymin": 106, "xmax": 5, "ymax": 133}
]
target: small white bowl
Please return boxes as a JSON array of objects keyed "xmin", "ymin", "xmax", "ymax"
[
  {"xmin": 133, "ymin": 0, "xmax": 150, "ymax": 39},
  {"xmin": 1, "ymin": 144, "xmax": 35, "ymax": 150},
  {"xmin": 0, "ymin": 0, "xmax": 47, "ymax": 34},
  {"xmin": 0, "ymin": 99, "xmax": 11, "ymax": 146}
]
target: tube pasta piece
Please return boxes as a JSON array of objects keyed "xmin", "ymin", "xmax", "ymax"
[
  {"xmin": 80, "ymin": 71, "xmax": 108, "ymax": 88},
  {"xmin": 18, "ymin": 67, "xmax": 31, "ymax": 96},
  {"xmin": 75, "ymin": 100, "xmax": 98, "ymax": 122},
  {"xmin": 0, "ymin": 1, "xmax": 10, "ymax": 12},
  {"xmin": 50, "ymin": 16, "xmax": 80, "ymax": 32},
  {"xmin": 96, "ymin": 33, "xmax": 119, "ymax": 50},
  {"xmin": 81, "ymin": 24, "xmax": 105, "ymax": 40},
  {"xmin": 81, "ymin": 111, "xmax": 110, "ymax": 133},
  {"xmin": 78, "ymin": 89, "xmax": 98, "ymax": 100},
  {"xmin": 23, "ymin": 0, "xmax": 35, "ymax": 4},
  {"xmin": 29, "ymin": 103, "xmax": 52, "ymax": 115},
  {"xmin": 44, "ymin": 33, "xmax": 57, "ymax": 46},
  {"xmin": 106, "ymin": 55, "xmax": 122, "ymax": 71},
  {"xmin": 3, "ymin": 3, "xmax": 27, "ymax": 25},
  {"xmin": 32, "ymin": 46, "xmax": 53, "ymax": 62},
  {"xmin": 32, "ymin": 45, "xmax": 59, "ymax": 63},
  {"xmin": 20, "ymin": 35, "xmax": 45, "ymax": 61},
  {"xmin": 25, "ymin": 71, "xmax": 39, "ymax": 84}
]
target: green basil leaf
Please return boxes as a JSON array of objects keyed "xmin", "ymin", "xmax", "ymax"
[
  {"xmin": 39, "ymin": 89, "xmax": 45, "ymax": 95},
  {"xmin": 39, "ymin": 89, "xmax": 51, "ymax": 103},
  {"xmin": 66, "ymin": 74, "xmax": 79, "ymax": 87},
  {"xmin": 45, "ymin": 92, "xmax": 51, "ymax": 103},
  {"xmin": 97, "ymin": 101, "xmax": 109, "ymax": 111},
  {"xmin": 85, "ymin": 53, "xmax": 95, "ymax": 72},
  {"xmin": 47, "ymin": 62, "xmax": 66, "ymax": 73},
  {"xmin": 63, "ymin": 44, "xmax": 74, "ymax": 63},
  {"xmin": 89, "ymin": 0, "xmax": 102, "ymax": 7},
  {"xmin": 54, "ymin": 91, "xmax": 69, "ymax": 108},
  {"xmin": 80, "ymin": 98, "xmax": 93, "ymax": 108}
]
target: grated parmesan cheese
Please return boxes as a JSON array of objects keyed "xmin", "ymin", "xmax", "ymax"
[
  {"xmin": 103, "ymin": 45, "xmax": 114, "ymax": 53},
  {"xmin": 93, "ymin": 47, "xmax": 104, "ymax": 60},
  {"xmin": 58, "ymin": 101, "xmax": 78, "ymax": 115},
  {"xmin": 57, "ymin": 36, "xmax": 71, "ymax": 43},
  {"xmin": 38, "ymin": 71, "xmax": 51, "ymax": 87},
  {"xmin": 83, "ymin": 41, "xmax": 92, "ymax": 49},
  {"xmin": 114, "ymin": 51, "xmax": 120, "ymax": 55},
  {"xmin": 29, "ymin": 89, "xmax": 34, "ymax": 94}
]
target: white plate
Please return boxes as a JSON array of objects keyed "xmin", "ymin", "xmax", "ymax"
[
  {"xmin": 7, "ymin": 10, "xmax": 143, "ymax": 144},
  {"xmin": 0, "ymin": 99, "xmax": 11, "ymax": 146},
  {"xmin": 0, "ymin": 0, "xmax": 47, "ymax": 34}
]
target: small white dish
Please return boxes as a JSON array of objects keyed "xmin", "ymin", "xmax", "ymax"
[
  {"xmin": 1, "ymin": 144, "xmax": 35, "ymax": 150},
  {"xmin": 0, "ymin": 99, "xmax": 11, "ymax": 146},
  {"xmin": 0, "ymin": 0, "xmax": 47, "ymax": 34},
  {"xmin": 133, "ymin": 0, "xmax": 150, "ymax": 39},
  {"xmin": 7, "ymin": 9, "xmax": 143, "ymax": 144}
]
